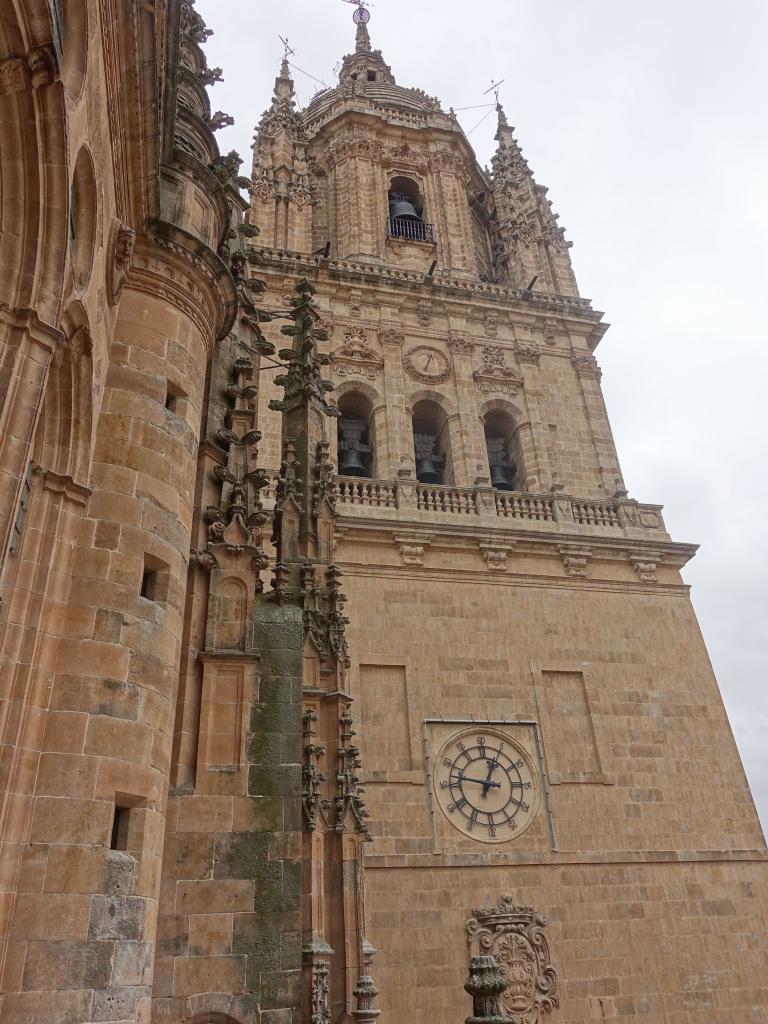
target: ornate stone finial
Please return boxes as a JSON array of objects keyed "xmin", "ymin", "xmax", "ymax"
[
  {"xmin": 353, "ymin": 973, "xmax": 380, "ymax": 1024},
  {"xmin": 355, "ymin": 18, "xmax": 372, "ymax": 53},
  {"xmin": 464, "ymin": 955, "xmax": 509, "ymax": 1024}
]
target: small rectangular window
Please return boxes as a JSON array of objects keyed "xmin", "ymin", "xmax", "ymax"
[
  {"xmin": 165, "ymin": 381, "xmax": 186, "ymax": 414},
  {"xmin": 110, "ymin": 806, "xmax": 130, "ymax": 850},
  {"xmin": 140, "ymin": 568, "xmax": 157, "ymax": 599},
  {"xmin": 139, "ymin": 554, "xmax": 170, "ymax": 603},
  {"xmin": 367, "ymin": 71, "xmax": 376, "ymax": 81}
]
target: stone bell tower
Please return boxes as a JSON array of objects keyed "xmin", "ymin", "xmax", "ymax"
[{"xmin": 236, "ymin": 6, "xmax": 768, "ymax": 1024}]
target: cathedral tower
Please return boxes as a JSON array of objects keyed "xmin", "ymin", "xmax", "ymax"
[
  {"xmin": 0, "ymin": 3, "xmax": 766, "ymax": 1024},
  {"xmin": 241, "ymin": 8, "xmax": 768, "ymax": 1024}
]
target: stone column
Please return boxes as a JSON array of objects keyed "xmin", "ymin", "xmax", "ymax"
[
  {"xmin": 447, "ymin": 336, "xmax": 487, "ymax": 486},
  {"xmin": 378, "ymin": 325, "xmax": 411, "ymax": 480}
]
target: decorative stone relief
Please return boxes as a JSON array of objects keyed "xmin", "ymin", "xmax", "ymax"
[
  {"xmin": 379, "ymin": 327, "xmax": 405, "ymax": 348},
  {"xmin": 571, "ymin": 352, "xmax": 602, "ymax": 380},
  {"xmin": 484, "ymin": 312, "xmax": 499, "ymax": 338},
  {"xmin": 630, "ymin": 553, "xmax": 658, "ymax": 583},
  {"xmin": 465, "ymin": 897, "xmax": 559, "ymax": 1024},
  {"xmin": 252, "ymin": 171, "xmax": 277, "ymax": 202},
  {"xmin": 514, "ymin": 342, "xmax": 543, "ymax": 366},
  {"xmin": 559, "ymin": 545, "xmax": 591, "ymax": 578},
  {"xmin": 383, "ymin": 140, "xmax": 428, "ymax": 172},
  {"xmin": 447, "ymin": 334, "xmax": 474, "ymax": 356},
  {"xmin": 398, "ymin": 543, "xmax": 424, "ymax": 567},
  {"xmin": 473, "ymin": 346, "xmax": 523, "ymax": 396},
  {"xmin": 349, "ymin": 289, "xmax": 363, "ymax": 317},
  {"xmin": 331, "ymin": 326, "xmax": 383, "ymax": 380},
  {"xmin": 416, "ymin": 299, "xmax": 432, "ymax": 326},
  {"xmin": 480, "ymin": 547, "xmax": 509, "ymax": 572},
  {"xmin": 541, "ymin": 319, "xmax": 558, "ymax": 346}
]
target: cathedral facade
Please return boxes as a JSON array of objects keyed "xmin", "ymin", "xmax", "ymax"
[{"xmin": 0, "ymin": 2, "xmax": 766, "ymax": 1024}]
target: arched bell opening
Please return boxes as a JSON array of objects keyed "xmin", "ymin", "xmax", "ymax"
[
  {"xmin": 337, "ymin": 392, "xmax": 375, "ymax": 478},
  {"xmin": 388, "ymin": 175, "xmax": 430, "ymax": 242},
  {"xmin": 412, "ymin": 399, "xmax": 451, "ymax": 485},
  {"xmin": 483, "ymin": 410, "xmax": 522, "ymax": 492}
]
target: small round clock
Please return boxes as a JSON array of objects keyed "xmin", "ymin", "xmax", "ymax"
[
  {"xmin": 402, "ymin": 345, "xmax": 451, "ymax": 384},
  {"xmin": 433, "ymin": 728, "xmax": 539, "ymax": 844}
]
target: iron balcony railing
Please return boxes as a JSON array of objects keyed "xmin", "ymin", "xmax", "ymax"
[{"xmin": 386, "ymin": 217, "xmax": 435, "ymax": 243}]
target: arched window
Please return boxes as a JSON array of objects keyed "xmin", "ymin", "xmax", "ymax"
[
  {"xmin": 412, "ymin": 400, "xmax": 451, "ymax": 485},
  {"xmin": 484, "ymin": 411, "xmax": 521, "ymax": 491},
  {"xmin": 337, "ymin": 393, "xmax": 374, "ymax": 478},
  {"xmin": 387, "ymin": 176, "xmax": 432, "ymax": 243}
]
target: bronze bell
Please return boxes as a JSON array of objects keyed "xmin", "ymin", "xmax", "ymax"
[
  {"xmin": 389, "ymin": 197, "xmax": 421, "ymax": 222},
  {"xmin": 415, "ymin": 456, "xmax": 443, "ymax": 484},
  {"xmin": 490, "ymin": 463, "xmax": 516, "ymax": 491},
  {"xmin": 340, "ymin": 448, "xmax": 368, "ymax": 477}
]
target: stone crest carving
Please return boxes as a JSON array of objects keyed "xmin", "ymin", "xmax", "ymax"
[
  {"xmin": 473, "ymin": 347, "xmax": 522, "ymax": 396},
  {"xmin": 465, "ymin": 897, "xmax": 559, "ymax": 1024},
  {"xmin": 331, "ymin": 326, "xmax": 383, "ymax": 380},
  {"xmin": 416, "ymin": 299, "xmax": 432, "ymax": 326}
]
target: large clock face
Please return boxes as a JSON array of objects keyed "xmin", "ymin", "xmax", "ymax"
[{"xmin": 433, "ymin": 728, "xmax": 539, "ymax": 844}]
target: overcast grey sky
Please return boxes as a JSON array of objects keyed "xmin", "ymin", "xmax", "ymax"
[{"xmin": 196, "ymin": 0, "xmax": 768, "ymax": 830}]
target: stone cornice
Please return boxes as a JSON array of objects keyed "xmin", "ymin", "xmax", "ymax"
[
  {"xmin": 250, "ymin": 246, "xmax": 602, "ymax": 328},
  {"xmin": 334, "ymin": 517, "xmax": 697, "ymax": 572}
]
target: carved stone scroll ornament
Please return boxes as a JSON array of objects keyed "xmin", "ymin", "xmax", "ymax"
[{"xmin": 466, "ymin": 897, "xmax": 559, "ymax": 1024}]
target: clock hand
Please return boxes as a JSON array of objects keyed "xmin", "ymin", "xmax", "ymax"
[
  {"xmin": 480, "ymin": 757, "xmax": 499, "ymax": 799},
  {"xmin": 452, "ymin": 774, "xmax": 502, "ymax": 788}
]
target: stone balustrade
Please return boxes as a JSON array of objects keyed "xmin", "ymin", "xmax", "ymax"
[
  {"xmin": 332, "ymin": 476, "xmax": 667, "ymax": 535},
  {"xmin": 260, "ymin": 473, "xmax": 667, "ymax": 536}
]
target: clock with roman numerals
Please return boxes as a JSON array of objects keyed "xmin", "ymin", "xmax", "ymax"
[{"xmin": 433, "ymin": 728, "xmax": 539, "ymax": 844}]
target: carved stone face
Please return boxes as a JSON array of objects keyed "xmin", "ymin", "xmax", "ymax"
[{"xmin": 114, "ymin": 225, "xmax": 135, "ymax": 271}]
